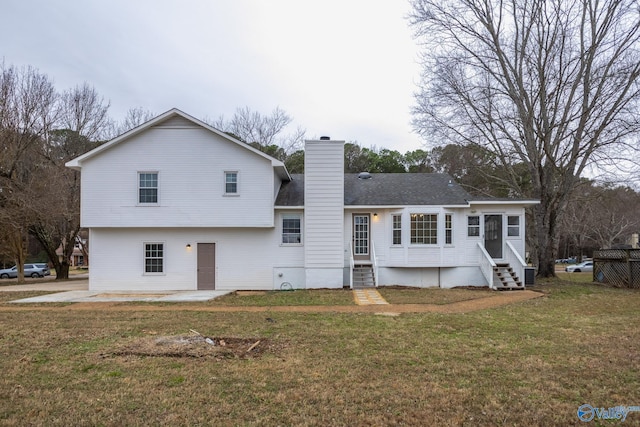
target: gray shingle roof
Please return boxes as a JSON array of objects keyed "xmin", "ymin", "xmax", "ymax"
[{"xmin": 275, "ymin": 173, "xmax": 474, "ymax": 206}]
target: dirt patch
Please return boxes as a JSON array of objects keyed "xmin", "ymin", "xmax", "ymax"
[
  {"xmin": 109, "ymin": 333, "xmax": 279, "ymax": 360},
  {"xmin": 235, "ymin": 291, "xmax": 267, "ymax": 296}
]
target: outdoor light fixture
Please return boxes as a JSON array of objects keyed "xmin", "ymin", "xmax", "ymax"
[
  {"xmin": 186, "ymin": 244, "xmax": 191, "ymax": 248},
  {"xmin": 373, "ymin": 213, "xmax": 378, "ymax": 217}
]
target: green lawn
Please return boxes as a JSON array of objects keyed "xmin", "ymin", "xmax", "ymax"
[{"xmin": 1, "ymin": 281, "xmax": 639, "ymax": 426}]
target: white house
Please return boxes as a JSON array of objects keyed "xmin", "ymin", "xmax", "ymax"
[{"xmin": 67, "ymin": 108, "xmax": 538, "ymax": 292}]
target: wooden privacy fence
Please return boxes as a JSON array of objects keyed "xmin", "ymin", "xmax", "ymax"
[{"xmin": 593, "ymin": 249, "xmax": 640, "ymax": 289}]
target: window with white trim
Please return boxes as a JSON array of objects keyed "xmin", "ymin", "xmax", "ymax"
[
  {"xmin": 468, "ymin": 216, "xmax": 480, "ymax": 237},
  {"xmin": 445, "ymin": 214, "xmax": 453, "ymax": 244},
  {"xmin": 281, "ymin": 214, "xmax": 302, "ymax": 244},
  {"xmin": 144, "ymin": 243, "xmax": 164, "ymax": 273},
  {"xmin": 392, "ymin": 214, "xmax": 402, "ymax": 245},
  {"xmin": 138, "ymin": 172, "xmax": 158, "ymax": 204},
  {"xmin": 410, "ymin": 213, "xmax": 437, "ymax": 244},
  {"xmin": 507, "ymin": 216, "xmax": 520, "ymax": 236},
  {"xmin": 224, "ymin": 171, "xmax": 238, "ymax": 194}
]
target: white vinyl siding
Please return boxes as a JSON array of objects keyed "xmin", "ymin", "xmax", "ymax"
[
  {"xmin": 80, "ymin": 127, "xmax": 275, "ymax": 227},
  {"xmin": 89, "ymin": 227, "xmax": 305, "ymax": 291},
  {"xmin": 304, "ymin": 141, "xmax": 344, "ymax": 268}
]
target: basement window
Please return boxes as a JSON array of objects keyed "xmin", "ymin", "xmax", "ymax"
[{"xmin": 144, "ymin": 243, "xmax": 164, "ymax": 274}]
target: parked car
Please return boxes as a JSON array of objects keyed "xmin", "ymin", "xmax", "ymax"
[
  {"xmin": 0, "ymin": 264, "xmax": 51, "ymax": 279},
  {"xmin": 565, "ymin": 261, "xmax": 593, "ymax": 273}
]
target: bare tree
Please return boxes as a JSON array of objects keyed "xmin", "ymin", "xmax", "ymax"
[
  {"xmin": 32, "ymin": 83, "xmax": 110, "ymax": 279},
  {"xmin": 410, "ymin": 0, "xmax": 640, "ymax": 276},
  {"xmin": 210, "ymin": 106, "xmax": 305, "ymax": 155},
  {"xmin": 114, "ymin": 107, "xmax": 155, "ymax": 137},
  {"xmin": 0, "ymin": 63, "xmax": 58, "ymax": 280},
  {"xmin": 59, "ymin": 83, "xmax": 111, "ymax": 141}
]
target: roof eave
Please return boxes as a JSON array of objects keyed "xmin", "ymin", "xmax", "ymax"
[{"xmin": 468, "ymin": 199, "xmax": 540, "ymax": 206}]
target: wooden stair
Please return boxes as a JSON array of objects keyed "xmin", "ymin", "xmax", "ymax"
[
  {"xmin": 493, "ymin": 263, "xmax": 525, "ymax": 290},
  {"xmin": 352, "ymin": 265, "xmax": 376, "ymax": 289}
]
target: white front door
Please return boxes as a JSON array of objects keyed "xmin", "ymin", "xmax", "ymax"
[{"xmin": 353, "ymin": 214, "xmax": 370, "ymax": 261}]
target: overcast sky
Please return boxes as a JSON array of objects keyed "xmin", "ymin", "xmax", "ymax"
[{"xmin": 3, "ymin": 0, "xmax": 424, "ymax": 153}]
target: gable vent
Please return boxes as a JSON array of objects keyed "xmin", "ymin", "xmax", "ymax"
[
  {"xmin": 358, "ymin": 172, "xmax": 372, "ymax": 180},
  {"xmin": 320, "ymin": 136, "xmax": 331, "ymax": 140}
]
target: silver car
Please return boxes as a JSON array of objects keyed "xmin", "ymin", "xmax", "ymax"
[
  {"xmin": 0, "ymin": 264, "xmax": 51, "ymax": 279},
  {"xmin": 565, "ymin": 261, "xmax": 593, "ymax": 273}
]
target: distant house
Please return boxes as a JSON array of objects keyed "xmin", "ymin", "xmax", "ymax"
[
  {"xmin": 54, "ymin": 233, "xmax": 88, "ymax": 267},
  {"xmin": 66, "ymin": 109, "xmax": 538, "ymax": 292}
]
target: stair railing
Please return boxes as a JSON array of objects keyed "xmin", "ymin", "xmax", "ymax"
[
  {"xmin": 371, "ymin": 241, "xmax": 378, "ymax": 287},
  {"xmin": 348, "ymin": 241, "xmax": 354, "ymax": 289},
  {"xmin": 505, "ymin": 241, "xmax": 526, "ymax": 286},
  {"xmin": 478, "ymin": 242, "xmax": 497, "ymax": 289}
]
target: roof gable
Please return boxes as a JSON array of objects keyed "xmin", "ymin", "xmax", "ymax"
[{"xmin": 66, "ymin": 108, "xmax": 290, "ymax": 179}]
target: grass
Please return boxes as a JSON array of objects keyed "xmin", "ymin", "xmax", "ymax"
[
  {"xmin": 205, "ymin": 287, "xmax": 495, "ymax": 307},
  {"xmin": 556, "ymin": 271, "xmax": 595, "ymax": 283},
  {"xmin": 207, "ymin": 289, "xmax": 356, "ymax": 306},
  {"xmin": 1, "ymin": 280, "xmax": 639, "ymax": 425},
  {"xmin": 378, "ymin": 286, "xmax": 493, "ymax": 304}
]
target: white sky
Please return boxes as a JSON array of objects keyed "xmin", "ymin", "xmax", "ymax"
[{"xmin": 2, "ymin": 0, "xmax": 424, "ymax": 153}]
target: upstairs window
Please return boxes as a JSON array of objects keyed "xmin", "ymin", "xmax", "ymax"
[
  {"xmin": 410, "ymin": 213, "xmax": 437, "ymax": 244},
  {"xmin": 144, "ymin": 243, "xmax": 164, "ymax": 274},
  {"xmin": 508, "ymin": 216, "xmax": 520, "ymax": 236},
  {"xmin": 468, "ymin": 216, "xmax": 480, "ymax": 237},
  {"xmin": 392, "ymin": 214, "xmax": 402, "ymax": 245},
  {"xmin": 445, "ymin": 214, "xmax": 453, "ymax": 244},
  {"xmin": 139, "ymin": 172, "xmax": 158, "ymax": 204},
  {"xmin": 282, "ymin": 214, "xmax": 302, "ymax": 244},
  {"xmin": 224, "ymin": 171, "xmax": 238, "ymax": 195}
]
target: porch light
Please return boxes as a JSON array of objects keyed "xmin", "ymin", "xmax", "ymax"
[
  {"xmin": 186, "ymin": 244, "xmax": 191, "ymax": 249},
  {"xmin": 373, "ymin": 213, "xmax": 378, "ymax": 217}
]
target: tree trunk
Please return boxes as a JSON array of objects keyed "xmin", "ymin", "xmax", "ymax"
[
  {"xmin": 29, "ymin": 224, "xmax": 80, "ymax": 280},
  {"xmin": 8, "ymin": 229, "xmax": 27, "ymax": 284},
  {"xmin": 56, "ymin": 261, "xmax": 70, "ymax": 280},
  {"xmin": 532, "ymin": 192, "xmax": 563, "ymax": 278}
]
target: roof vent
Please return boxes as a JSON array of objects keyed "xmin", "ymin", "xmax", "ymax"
[
  {"xmin": 320, "ymin": 136, "xmax": 330, "ymax": 140},
  {"xmin": 358, "ymin": 172, "xmax": 372, "ymax": 180}
]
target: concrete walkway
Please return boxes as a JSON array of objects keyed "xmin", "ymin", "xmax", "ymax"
[
  {"xmin": 1, "ymin": 279, "xmax": 233, "ymax": 303},
  {"xmin": 9, "ymin": 289, "xmax": 232, "ymax": 303},
  {"xmin": 353, "ymin": 289, "xmax": 389, "ymax": 305}
]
